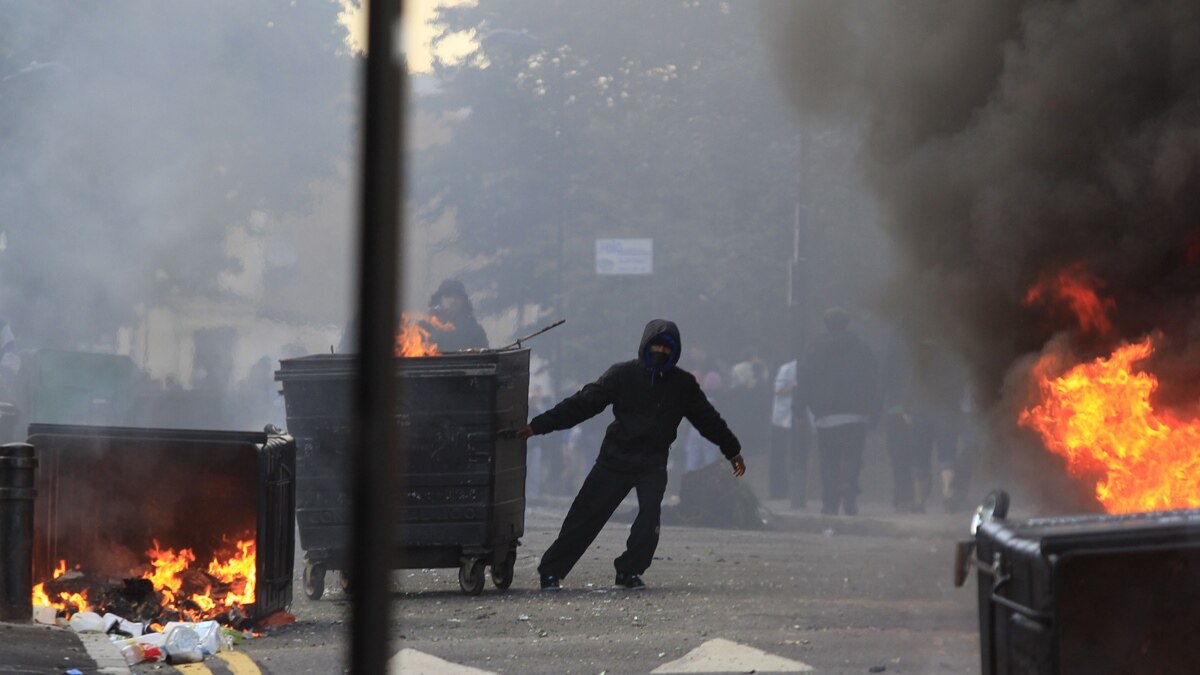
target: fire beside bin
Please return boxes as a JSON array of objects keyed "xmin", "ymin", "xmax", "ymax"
[
  {"xmin": 0, "ymin": 443, "xmax": 36, "ymax": 622},
  {"xmin": 276, "ymin": 349, "xmax": 530, "ymax": 597},
  {"xmin": 955, "ymin": 491, "xmax": 1200, "ymax": 674}
]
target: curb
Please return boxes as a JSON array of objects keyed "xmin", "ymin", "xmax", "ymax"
[{"xmin": 78, "ymin": 631, "xmax": 132, "ymax": 674}]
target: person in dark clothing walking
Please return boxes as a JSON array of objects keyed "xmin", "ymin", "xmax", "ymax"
[
  {"xmin": 421, "ymin": 279, "xmax": 489, "ymax": 352},
  {"xmin": 882, "ymin": 336, "xmax": 967, "ymax": 513},
  {"xmin": 796, "ymin": 308, "xmax": 879, "ymax": 516},
  {"xmin": 517, "ymin": 319, "xmax": 747, "ymax": 590}
]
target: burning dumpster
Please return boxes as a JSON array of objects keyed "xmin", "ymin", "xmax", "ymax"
[
  {"xmin": 275, "ymin": 349, "xmax": 529, "ymax": 597},
  {"xmin": 27, "ymin": 424, "xmax": 296, "ymax": 626},
  {"xmin": 955, "ymin": 490, "xmax": 1200, "ymax": 674}
]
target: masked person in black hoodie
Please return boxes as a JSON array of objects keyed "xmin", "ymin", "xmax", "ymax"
[
  {"xmin": 421, "ymin": 279, "xmax": 489, "ymax": 352},
  {"xmin": 517, "ymin": 319, "xmax": 747, "ymax": 590}
]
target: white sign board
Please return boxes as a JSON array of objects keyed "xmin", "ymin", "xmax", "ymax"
[{"xmin": 596, "ymin": 238, "xmax": 653, "ymax": 275}]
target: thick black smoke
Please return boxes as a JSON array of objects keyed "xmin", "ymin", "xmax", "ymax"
[{"xmin": 765, "ymin": 1, "xmax": 1200, "ymax": 402}]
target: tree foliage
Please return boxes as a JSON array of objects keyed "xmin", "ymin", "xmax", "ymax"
[{"xmin": 412, "ymin": 1, "xmax": 815, "ymax": 381}]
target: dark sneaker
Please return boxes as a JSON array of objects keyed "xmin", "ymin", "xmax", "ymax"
[
  {"xmin": 539, "ymin": 574, "xmax": 561, "ymax": 591},
  {"xmin": 614, "ymin": 572, "xmax": 646, "ymax": 590}
]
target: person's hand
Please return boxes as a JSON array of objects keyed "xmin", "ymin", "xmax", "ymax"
[
  {"xmin": 729, "ymin": 454, "xmax": 746, "ymax": 477},
  {"xmin": 516, "ymin": 424, "xmax": 535, "ymax": 440}
]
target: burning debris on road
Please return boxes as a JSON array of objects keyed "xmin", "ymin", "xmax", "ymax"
[{"xmin": 32, "ymin": 537, "xmax": 256, "ymax": 627}]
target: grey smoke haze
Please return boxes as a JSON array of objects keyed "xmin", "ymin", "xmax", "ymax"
[
  {"xmin": 765, "ymin": 1, "xmax": 1200, "ymax": 405},
  {"xmin": 1, "ymin": 2, "xmax": 357, "ymax": 353}
]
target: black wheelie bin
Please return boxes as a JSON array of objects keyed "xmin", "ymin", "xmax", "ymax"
[
  {"xmin": 955, "ymin": 491, "xmax": 1200, "ymax": 674},
  {"xmin": 275, "ymin": 349, "xmax": 529, "ymax": 597}
]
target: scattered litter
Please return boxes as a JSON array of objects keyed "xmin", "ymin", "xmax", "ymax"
[
  {"xmin": 518, "ymin": 614, "xmax": 530, "ymax": 621},
  {"xmin": 163, "ymin": 625, "xmax": 204, "ymax": 664},
  {"xmin": 164, "ymin": 621, "xmax": 224, "ymax": 656},
  {"xmin": 118, "ymin": 642, "xmax": 163, "ymax": 667},
  {"xmin": 68, "ymin": 612, "xmax": 104, "ymax": 633},
  {"xmin": 32, "ymin": 606, "xmax": 57, "ymax": 625}
]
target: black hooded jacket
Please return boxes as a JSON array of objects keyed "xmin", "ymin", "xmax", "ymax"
[
  {"xmin": 796, "ymin": 327, "xmax": 879, "ymax": 419},
  {"xmin": 529, "ymin": 319, "xmax": 741, "ymax": 473}
]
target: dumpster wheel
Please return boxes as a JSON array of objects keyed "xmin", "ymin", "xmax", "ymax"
[
  {"xmin": 491, "ymin": 550, "xmax": 516, "ymax": 590},
  {"xmin": 303, "ymin": 562, "xmax": 326, "ymax": 601},
  {"xmin": 459, "ymin": 558, "xmax": 486, "ymax": 595}
]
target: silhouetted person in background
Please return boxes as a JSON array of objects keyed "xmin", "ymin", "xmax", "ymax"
[
  {"xmin": 725, "ymin": 357, "xmax": 771, "ymax": 470},
  {"xmin": 517, "ymin": 319, "xmax": 746, "ymax": 591},
  {"xmin": 882, "ymin": 335, "xmax": 920, "ymax": 512},
  {"xmin": 422, "ymin": 279, "xmax": 488, "ymax": 352},
  {"xmin": 771, "ymin": 358, "xmax": 798, "ymax": 502},
  {"xmin": 883, "ymin": 336, "xmax": 968, "ymax": 513},
  {"xmin": 796, "ymin": 308, "xmax": 879, "ymax": 516}
]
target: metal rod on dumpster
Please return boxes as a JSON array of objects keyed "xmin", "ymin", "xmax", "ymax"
[
  {"xmin": 0, "ymin": 443, "xmax": 36, "ymax": 622},
  {"xmin": 495, "ymin": 319, "xmax": 566, "ymax": 351},
  {"xmin": 350, "ymin": 0, "xmax": 404, "ymax": 671}
]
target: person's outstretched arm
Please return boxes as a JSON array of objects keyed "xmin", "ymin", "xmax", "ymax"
[
  {"xmin": 518, "ymin": 365, "xmax": 620, "ymax": 438},
  {"xmin": 684, "ymin": 381, "xmax": 746, "ymax": 477}
]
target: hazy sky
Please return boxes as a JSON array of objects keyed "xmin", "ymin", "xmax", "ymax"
[{"xmin": 335, "ymin": 0, "xmax": 482, "ymax": 72}]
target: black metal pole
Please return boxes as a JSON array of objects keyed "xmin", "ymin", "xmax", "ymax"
[
  {"xmin": 350, "ymin": 0, "xmax": 403, "ymax": 672},
  {"xmin": 0, "ymin": 443, "xmax": 36, "ymax": 622}
]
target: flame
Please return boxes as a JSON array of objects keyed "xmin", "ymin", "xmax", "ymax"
[
  {"xmin": 143, "ymin": 540, "xmax": 195, "ymax": 606},
  {"xmin": 31, "ymin": 559, "xmax": 91, "ymax": 613},
  {"xmin": 395, "ymin": 313, "xmax": 454, "ymax": 357},
  {"xmin": 32, "ymin": 538, "xmax": 256, "ymax": 622},
  {"xmin": 207, "ymin": 539, "xmax": 256, "ymax": 607},
  {"xmin": 1024, "ymin": 263, "xmax": 1115, "ymax": 335},
  {"xmin": 1019, "ymin": 337, "xmax": 1200, "ymax": 513},
  {"xmin": 191, "ymin": 586, "xmax": 217, "ymax": 613}
]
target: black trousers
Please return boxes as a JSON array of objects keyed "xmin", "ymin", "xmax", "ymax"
[
  {"xmin": 885, "ymin": 415, "xmax": 918, "ymax": 508},
  {"xmin": 816, "ymin": 422, "xmax": 867, "ymax": 514},
  {"xmin": 538, "ymin": 462, "xmax": 668, "ymax": 579},
  {"xmin": 769, "ymin": 424, "xmax": 791, "ymax": 500}
]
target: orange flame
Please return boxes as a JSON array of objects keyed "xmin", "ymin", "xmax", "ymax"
[
  {"xmin": 1024, "ymin": 263, "xmax": 1115, "ymax": 335},
  {"xmin": 143, "ymin": 540, "xmax": 195, "ymax": 606},
  {"xmin": 1019, "ymin": 337, "xmax": 1200, "ymax": 513},
  {"xmin": 206, "ymin": 538, "xmax": 256, "ymax": 607},
  {"xmin": 33, "ymin": 538, "xmax": 256, "ymax": 621},
  {"xmin": 395, "ymin": 313, "xmax": 454, "ymax": 357},
  {"xmin": 31, "ymin": 560, "xmax": 90, "ymax": 613}
]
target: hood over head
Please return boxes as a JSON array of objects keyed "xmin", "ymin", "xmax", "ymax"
[
  {"xmin": 638, "ymin": 319, "xmax": 682, "ymax": 373},
  {"xmin": 428, "ymin": 278, "xmax": 474, "ymax": 313}
]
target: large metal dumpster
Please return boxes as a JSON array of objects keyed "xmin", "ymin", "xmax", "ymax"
[
  {"xmin": 275, "ymin": 350, "xmax": 529, "ymax": 597},
  {"xmin": 956, "ymin": 492, "xmax": 1200, "ymax": 674}
]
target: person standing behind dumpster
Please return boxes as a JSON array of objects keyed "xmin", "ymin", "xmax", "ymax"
[
  {"xmin": 421, "ymin": 279, "xmax": 489, "ymax": 352},
  {"xmin": 517, "ymin": 319, "xmax": 747, "ymax": 590},
  {"xmin": 796, "ymin": 308, "xmax": 879, "ymax": 516}
]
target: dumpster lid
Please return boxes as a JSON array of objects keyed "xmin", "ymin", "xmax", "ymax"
[{"xmin": 980, "ymin": 508, "xmax": 1200, "ymax": 556}]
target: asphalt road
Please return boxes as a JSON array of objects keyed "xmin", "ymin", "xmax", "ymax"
[{"xmin": 132, "ymin": 502, "xmax": 979, "ymax": 674}]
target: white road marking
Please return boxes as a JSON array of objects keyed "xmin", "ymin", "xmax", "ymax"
[
  {"xmin": 651, "ymin": 637, "xmax": 814, "ymax": 673},
  {"xmin": 388, "ymin": 648, "xmax": 498, "ymax": 674}
]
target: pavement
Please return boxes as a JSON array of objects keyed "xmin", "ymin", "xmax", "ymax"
[{"xmin": 0, "ymin": 497, "xmax": 978, "ymax": 674}]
